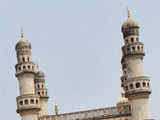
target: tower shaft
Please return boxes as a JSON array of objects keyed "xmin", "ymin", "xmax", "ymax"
[
  {"xmin": 121, "ymin": 12, "xmax": 151, "ymax": 120},
  {"xmin": 15, "ymin": 33, "xmax": 40, "ymax": 120}
]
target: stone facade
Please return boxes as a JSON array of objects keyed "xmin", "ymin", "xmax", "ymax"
[{"xmin": 15, "ymin": 11, "xmax": 151, "ymax": 120}]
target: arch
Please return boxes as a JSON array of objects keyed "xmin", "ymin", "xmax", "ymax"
[
  {"xmin": 19, "ymin": 101, "xmax": 23, "ymax": 105},
  {"xmin": 143, "ymin": 82, "xmax": 146, "ymax": 87},
  {"xmin": 132, "ymin": 46, "xmax": 135, "ymax": 51},
  {"xmin": 141, "ymin": 46, "xmax": 143, "ymax": 50},
  {"xmin": 42, "ymin": 91, "xmax": 44, "ymax": 95},
  {"xmin": 38, "ymin": 84, "xmax": 40, "ymax": 88},
  {"xmin": 127, "ymin": 48, "xmax": 130, "ymax": 52},
  {"xmin": 24, "ymin": 99, "xmax": 29, "ymax": 104},
  {"xmin": 131, "ymin": 37, "xmax": 134, "ymax": 43},
  {"xmin": 23, "ymin": 65, "xmax": 26, "ymax": 69},
  {"xmin": 136, "ymin": 82, "xmax": 141, "ymax": 88},
  {"xmin": 129, "ymin": 84, "xmax": 134, "ymax": 89},
  {"xmin": 30, "ymin": 99, "xmax": 34, "ymax": 104},
  {"xmin": 28, "ymin": 65, "xmax": 30, "ymax": 69},
  {"xmin": 38, "ymin": 92, "xmax": 40, "ymax": 95},
  {"xmin": 22, "ymin": 57, "xmax": 25, "ymax": 62},
  {"xmin": 126, "ymin": 86, "xmax": 128, "ymax": 90},
  {"xmin": 147, "ymin": 83, "xmax": 150, "ymax": 87},
  {"xmin": 121, "ymin": 79, "xmax": 124, "ymax": 83},
  {"xmin": 137, "ymin": 46, "xmax": 140, "ymax": 50},
  {"xmin": 36, "ymin": 99, "xmax": 38, "ymax": 104},
  {"xmin": 136, "ymin": 37, "xmax": 139, "ymax": 41}
]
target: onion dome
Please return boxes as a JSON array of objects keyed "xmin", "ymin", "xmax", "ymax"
[
  {"xmin": 35, "ymin": 64, "xmax": 45, "ymax": 83},
  {"xmin": 121, "ymin": 9, "xmax": 139, "ymax": 38},
  {"xmin": 15, "ymin": 30, "xmax": 31, "ymax": 51},
  {"xmin": 122, "ymin": 18, "xmax": 139, "ymax": 33},
  {"xmin": 36, "ymin": 70, "xmax": 45, "ymax": 77}
]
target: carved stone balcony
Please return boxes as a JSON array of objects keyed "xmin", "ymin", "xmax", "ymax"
[{"xmin": 16, "ymin": 94, "xmax": 40, "ymax": 113}]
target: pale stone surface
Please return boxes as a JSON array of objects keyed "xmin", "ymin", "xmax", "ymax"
[
  {"xmin": 22, "ymin": 114, "xmax": 38, "ymax": 120},
  {"xmin": 130, "ymin": 98, "xmax": 150, "ymax": 120},
  {"xmin": 127, "ymin": 57, "xmax": 144, "ymax": 78},
  {"xmin": 18, "ymin": 73, "xmax": 35, "ymax": 95},
  {"xmin": 40, "ymin": 100, "xmax": 48, "ymax": 116}
]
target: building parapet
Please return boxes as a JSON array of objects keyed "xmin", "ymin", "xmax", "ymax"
[{"xmin": 39, "ymin": 105, "xmax": 131, "ymax": 120}]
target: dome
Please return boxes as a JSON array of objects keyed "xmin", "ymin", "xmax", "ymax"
[
  {"xmin": 121, "ymin": 9, "xmax": 139, "ymax": 33},
  {"xmin": 122, "ymin": 18, "xmax": 139, "ymax": 32},
  {"xmin": 15, "ymin": 35, "xmax": 31, "ymax": 50},
  {"xmin": 36, "ymin": 70, "xmax": 45, "ymax": 77}
]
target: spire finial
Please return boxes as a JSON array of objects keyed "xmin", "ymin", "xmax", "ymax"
[
  {"xmin": 20, "ymin": 28, "xmax": 24, "ymax": 39},
  {"xmin": 36, "ymin": 63, "xmax": 39, "ymax": 72},
  {"xmin": 127, "ymin": 7, "xmax": 130, "ymax": 19},
  {"xmin": 36, "ymin": 60, "xmax": 40, "ymax": 72}
]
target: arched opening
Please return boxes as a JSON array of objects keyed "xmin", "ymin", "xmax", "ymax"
[
  {"xmin": 24, "ymin": 99, "xmax": 29, "ymax": 104},
  {"xmin": 127, "ymin": 48, "xmax": 130, "ymax": 52},
  {"xmin": 130, "ymin": 84, "xmax": 134, "ymax": 89},
  {"xmin": 143, "ymin": 82, "xmax": 146, "ymax": 87},
  {"xmin": 131, "ymin": 37, "xmax": 134, "ymax": 43},
  {"xmin": 126, "ymin": 86, "xmax": 128, "ymax": 91},
  {"xmin": 137, "ymin": 46, "xmax": 140, "ymax": 50},
  {"xmin": 38, "ymin": 84, "xmax": 40, "ymax": 88},
  {"xmin": 141, "ymin": 46, "xmax": 143, "ymax": 50},
  {"xmin": 38, "ymin": 92, "xmax": 40, "ymax": 95},
  {"xmin": 30, "ymin": 99, "xmax": 34, "ymax": 104},
  {"xmin": 23, "ymin": 66, "xmax": 26, "ymax": 69},
  {"xmin": 22, "ymin": 57, "xmax": 25, "ymax": 62},
  {"xmin": 28, "ymin": 65, "xmax": 30, "ymax": 69},
  {"xmin": 136, "ymin": 82, "xmax": 141, "ymax": 88},
  {"xmin": 36, "ymin": 99, "xmax": 38, "ymax": 104},
  {"xmin": 19, "ymin": 101, "xmax": 23, "ymax": 105},
  {"xmin": 136, "ymin": 37, "xmax": 139, "ymax": 41},
  {"xmin": 132, "ymin": 46, "xmax": 135, "ymax": 51}
]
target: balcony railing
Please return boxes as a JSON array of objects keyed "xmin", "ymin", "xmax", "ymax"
[{"xmin": 39, "ymin": 105, "xmax": 131, "ymax": 120}]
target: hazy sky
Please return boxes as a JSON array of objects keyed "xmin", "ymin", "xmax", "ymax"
[{"xmin": 0, "ymin": 0, "xmax": 159, "ymax": 119}]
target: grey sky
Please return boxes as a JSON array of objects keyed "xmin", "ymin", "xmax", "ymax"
[{"xmin": 0, "ymin": 0, "xmax": 159, "ymax": 119}]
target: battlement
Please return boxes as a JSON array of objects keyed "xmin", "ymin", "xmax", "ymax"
[{"xmin": 39, "ymin": 105, "xmax": 131, "ymax": 120}]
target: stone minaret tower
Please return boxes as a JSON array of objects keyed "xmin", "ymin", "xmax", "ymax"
[
  {"xmin": 15, "ymin": 31, "xmax": 40, "ymax": 120},
  {"xmin": 35, "ymin": 65, "xmax": 49, "ymax": 117},
  {"xmin": 121, "ymin": 10, "xmax": 151, "ymax": 120}
]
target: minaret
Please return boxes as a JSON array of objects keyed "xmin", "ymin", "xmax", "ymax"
[
  {"xmin": 121, "ymin": 10, "xmax": 151, "ymax": 120},
  {"xmin": 15, "ymin": 30, "xmax": 40, "ymax": 120},
  {"xmin": 35, "ymin": 64, "xmax": 49, "ymax": 116}
]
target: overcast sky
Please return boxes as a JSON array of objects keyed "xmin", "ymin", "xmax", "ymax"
[{"xmin": 0, "ymin": 0, "xmax": 159, "ymax": 119}]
